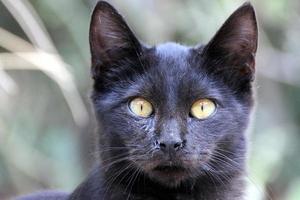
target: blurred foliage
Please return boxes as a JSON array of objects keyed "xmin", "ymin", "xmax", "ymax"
[{"xmin": 0, "ymin": 0, "xmax": 300, "ymax": 200}]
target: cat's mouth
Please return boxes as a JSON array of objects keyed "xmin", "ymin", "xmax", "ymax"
[
  {"xmin": 148, "ymin": 164, "xmax": 188, "ymax": 186},
  {"xmin": 154, "ymin": 165, "xmax": 185, "ymax": 172},
  {"xmin": 152, "ymin": 165, "xmax": 186, "ymax": 176}
]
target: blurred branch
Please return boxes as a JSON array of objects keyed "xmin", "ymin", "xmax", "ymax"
[
  {"xmin": 0, "ymin": 0, "xmax": 90, "ymax": 127},
  {"xmin": 0, "ymin": 60, "xmax": 18, "ymax": 95},
  {"xmin": 0, "ymin": 28, "xmax": 89, "ymax": 127},
  {"xmin": 1, "ymin": 0, "xmax": 57, "ymax": 53}
]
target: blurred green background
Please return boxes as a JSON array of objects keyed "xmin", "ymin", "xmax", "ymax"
[{"xmin": 0, "ymin": 0, "xmax": 300, "ymax": 199}]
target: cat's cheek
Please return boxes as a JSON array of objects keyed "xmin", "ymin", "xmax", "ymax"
[{"xmin": 182, "ymin": 145, "xmax": 213, "ymax": 166}]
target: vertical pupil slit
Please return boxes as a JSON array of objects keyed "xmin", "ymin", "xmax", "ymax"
[
  {"xmin": 140, "ymin": 104, "xmax": 143, "ymax": 111},
  {"xmin": 201, "ymin": 104, "xmax": 204, "ymax": 111}
]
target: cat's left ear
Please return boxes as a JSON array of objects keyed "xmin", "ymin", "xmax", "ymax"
[
  {"xmin": 202, "ymin": 3, "xmax": 258, "ymax": 82},
  {"xmin": 89, "ymin": 1, "xmax": 142, "ymax": 79}
]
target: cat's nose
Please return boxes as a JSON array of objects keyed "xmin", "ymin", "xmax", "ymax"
[
  {"xmin": 156, "ymin": 118, "xmax": 186, "ymax": 153},
  {"xmin": 155, "ymin": 139, "xmax": 185, "ymax": 152}
]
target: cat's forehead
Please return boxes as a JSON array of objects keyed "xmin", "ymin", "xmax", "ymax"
[
  {"xmin": 153, "ymin": 42, "xmax": 193, "ymax": 74},
  {"xmin": 155, "ymin": 42, "xmax": 189, "ymax": 58},
  {"xmin": 138, "ymin": 42, "xmax": 219, "ymax": 103}
]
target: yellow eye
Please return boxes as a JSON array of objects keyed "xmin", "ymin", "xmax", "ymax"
[
  {"xmin": 190, "ymin": 99, "xmax": 216, "ymax": 119},
  {"xmin": 129, "ymin": 97, "xmax": 153, "ymax": 118}
]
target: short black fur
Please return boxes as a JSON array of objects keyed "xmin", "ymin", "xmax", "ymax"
[{"xmin": 17, "ymin": 1, "xmax": 258, "ymax": 200}]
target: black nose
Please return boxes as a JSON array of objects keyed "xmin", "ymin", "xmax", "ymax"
[{"xmin": 155, "ymin": 139, "xmax": 185, "ymax": 152}]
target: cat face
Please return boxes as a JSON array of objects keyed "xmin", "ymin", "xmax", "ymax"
[{"xmin": 90, "ymin": 2, "xmax": 257, "ymax": 187}]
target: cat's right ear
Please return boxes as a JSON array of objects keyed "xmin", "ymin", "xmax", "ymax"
[
  {"xmin": 89, "ymin": 1, "xmax": 142, "ymax": 79},
  {"xmin": 201, "ymin": 3, "xmax": 258, "ymax": 88}
]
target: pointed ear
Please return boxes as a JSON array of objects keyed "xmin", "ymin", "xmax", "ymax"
[
  {"xmin": 89, "ymin": 1, "xmax": 142, "ymax": 79},
  {"xmin": 202, "ymin": 3, "xmax": 258, "ymax": 83}
]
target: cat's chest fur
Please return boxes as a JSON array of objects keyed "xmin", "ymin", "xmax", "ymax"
[
  {"xmin": 106, "ymin": 183, "xmax": 243, "ymax": 200},
  {"xmin": 69, "ymin": 166, "xmax": 245, "ymax": 200}
]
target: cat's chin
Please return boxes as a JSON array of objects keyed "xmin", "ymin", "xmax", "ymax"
[{"xmin": 147, "ymin": 165, "xmax": 189, "ymax": 187}]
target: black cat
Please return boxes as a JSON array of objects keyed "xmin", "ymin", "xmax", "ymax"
[{"xmin": 17, "ymin": 1, "xmax": 257, "ymax": 200}]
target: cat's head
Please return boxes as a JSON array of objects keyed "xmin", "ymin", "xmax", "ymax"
[{"xmin": 89, "ymin": 1, "xmax": 257, "ymax": 187}]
